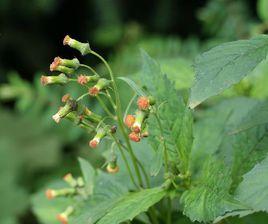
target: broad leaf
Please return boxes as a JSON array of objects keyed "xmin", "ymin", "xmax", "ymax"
[
  {"xmin": 96, "ymin": 187, "xmax": 166, "ymax": 224},
  {"xmin": 235, "ymin": 155, "xmax": 268, "ymax": 212},
  {"xmin": 181, "ymin": 160, "xmax": 247, "ymax": 223},
  {"xmin": 78, "ymin": 158, "xmax": 96, "ymax": 195},
  {"xmin": 189, "ymin": 35, "xmax": 268, "ymax": 108},
  {"xmin": 140, "ymin": 50, "xmax": 193, "ymax": 174}
]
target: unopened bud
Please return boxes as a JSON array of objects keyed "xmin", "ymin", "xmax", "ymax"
[
  {"xmin": 89, "ymin": 78, "xmax": 111, "ymax": 96},
  {"xmin": 40, "ymin": 74, "xmax": 69, "ymax": 86},
  {"xmin": 124, "ymin": 115, "xmax": 135, "ymax": 128},
  {"xmin": 132, "ymin": 110, "xmax": 147, "ymax": 133},
  {"xmin": 63, "ymin": 173, "xmax": 77, "ymax": 187},
  {"xmin": 129, "ymin": 132, "xmax": 140, "ymax": 142},
  {"xmin": 61, "ymin": 94, "xmax": 71, "ymax": 103},
  {"xmin": 77, "ymin": 177, "xmax": 85, "ymax": 187},
  {"xmin": 77, "ymin": 74, "xmax": 99, "ymax": 85},
  {"xmin": 89, "ymin": 128, "xmax": 107, "ymax": 148},
  {"xmin": 110, "ymin": 125, "xmax": 117, "ymax": 134},
  {"xmin": 45, "ymin": 189, "xmax": 57, "ymax": 200},
  {"xmin": 56, "ymin": 206, "xmax": 74, "ymax": 224},
  {"xmin": 107, "ymin": 163, "xmax": 119, "ymax": 174},
  {"xmin": 63, "ymin": 35, "xmax": 91, "ymax": 55},
  {"xmin": 52, "ymin": 100, "xmax": 77, "ymax": 123},
  {"xmin": 51, "ymin": 57, "xmax": 80, "ymax": 69}
]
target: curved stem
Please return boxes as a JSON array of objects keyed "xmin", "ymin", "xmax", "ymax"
[
  {"xmin": 96, "ymin": 95, "xmax": 116, "ymax": 119},
  {"xmin": 77, "ymin": 92, "xmax": 89, "ymax": 101},
  {"xmin": 123, "ymin": 93, "xmax": 137, "ymax": 120},
  {"xmin": 79, "ymin": 64, "xmax": 99, "ymax": 76},
  {"xmin": 90, "ymin": 50, "xmax": 144, "ymax": 188}
]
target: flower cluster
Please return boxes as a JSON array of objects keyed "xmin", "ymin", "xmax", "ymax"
[
  {"xmin": 45, "ymin": 173, "xmax": 85, "ymax": 224},
  {"xmin": 125, "ymin": 96, "xmax": 155, "ymax": 142}
]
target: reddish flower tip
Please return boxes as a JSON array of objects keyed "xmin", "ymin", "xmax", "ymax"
[
  {"xmin": 45, "ymin": 189, "xmax": 56, "ymax": 200},
  {"xmin": 63, "ymin": 35, "xmax": 71, "ymax": 45},
  {"xmin": 89, "ymin": 139, "xmax": 99, "ymax": 148},
  {"xmin": 50, "ymin": 57, "xmax": 61, "ymax": 71},
  {"xmin": 61, "ymin": 94, "xmax": 71, "ymax": 103},
  {"xmin": 129, "ymin": 132, "xmax": 140, "ymax": 142},
  {"xmin": 56, "ymin": 214, "xmax": 68, "ymax": 224},
  {"xmin": 89, "ymin": 86, "xmax": 99, "ymax": 96},
  {"xmin": 40, "ymin": 76, "xmax": 49, "ymax": 86},
  {"xmin": 124, "ymin": 115, "xmax": 135, "ymax": 128},
  {"xmin": 77, "ymin": 75, "xmax": 88, "ymax": 85},
  {"xmin": 137, "ymin": 96, "xmax": 150, "ymax": 110},
  {"xmin": 63, "ymin": 173, "xmax": 72, "ymax": 181},
  {"xmin": 106, "ymin": 164, "xmax": 119, "ymax": 174}
]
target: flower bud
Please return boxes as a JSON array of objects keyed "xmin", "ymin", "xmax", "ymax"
[
  {"xmin": 110, "ymin": 125, "xmax": 117, "ymax": 134},
  {"xmin": 77, "ymin": 74, "xmax": 99, "ymax": 85},
  {"xmin": 137, "ymin": 96, "xmax": 155, "ymax": 111},
  {"xmin": 50, "ymin": 64, "xmax": 74, "ymax": 75},
  {"xmin": 129, "ymin": 132, "xmax": 140, "ymax": 142},
  {"xmin": 45, "ymin": 189, "xmax": 57, "ymax": 200},
  {"xmin": 132, "ymin": 110, "xmax": 147, "ymax": 133},
  {"xmin": 89, "ymin": 128, "xmax": 107, "ymax": 148},
  {"xmin": 124, "ymin": 115, "xmax": 135, "ymax": 128},
  {"xmin": 89, "ymin": 78, "xmax": 111, "ymax": 96},
  {"xmin": 77, "ymin": 177, "xmax": 85, "ymax": 187},
  {"xmin": 63, "ymin": 35, "xmax": 91, "ymax": 55},
  {"xmin": 56, "ymin": 206, "xmax": 74, "ymax": 224},
  {"xmin": 107, "ymin": 163, "xmax": 119, "ymax": 174},
  {"xmin": 45, "ymin": 188, "xmax": 75, "ymax": 200},
  {"xmin": 40, "ymin": 74, "xmax": 69, "ymax": 86},
  {"xmin": 52, "ymin": 100, "xmax": 77, "ymax": 123},
  {"xmin": 63, "ymin": 173, "xmax": 77, "ymax": 188}
]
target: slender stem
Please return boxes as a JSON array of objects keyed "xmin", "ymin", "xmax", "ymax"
[
  {"xmin": 154, "ymin": 112, "xmax": 169, "ymax": 173},
  {"xmin": 123, "ymin": 93, "xmax": 137, "ymax": 120},
  {"xmin": 77, "ymin": 92, "xmax": 89, "ymax": 101},
  {"xmin": 110, "ymin": 134, "xmax": 139, "ymax": 189},
  {"xmin": 105, "ymin": 90, "xmax": 116, "ymax": 108},
  {"xmin": 167, "ymin": 198, "xmax": 172, "ymax": 224},
  {"xmin": 96, "ymin": 95, "xmax": 115, "ymax": 119},
  {"xmin": 79, "ymin": 64, "xmax": 99, "ymax": 76},
  {"xmin": 91, "ymin": 50, "xmax": 144, "ymax": 188}
]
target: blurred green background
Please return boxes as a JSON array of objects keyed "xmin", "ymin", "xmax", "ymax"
[{"xmin": 0, "ymin": 0, "xmax": 267, "ymax": 223}]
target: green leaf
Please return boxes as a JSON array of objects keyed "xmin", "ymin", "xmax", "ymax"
[
  {"xmin": 140, "ymin": 50, "xmax": 193, "ymax": 174},
  {"xmin": 189, "ymin": 35, "xmax": 268, "ymax": 108},
  {"xmin": 181, "ymin": 160, "xmax": 247, "ymax": 223},
  {"xmin": 96, "ymin": 187, "xmax": 166, "ymax": 224},
  {"xmin": 150, "ymin": 145, "xmax": 164, "ymax": 176},
  {"xmin": 235, "ymin": 155, "xmax": 268, "ymax": 213},
  {"xmin": 117, "ymin": 77, "xmax": 146, "ymax": 96},
  {"xmin": 258, "ymin": 0, "xmax": 268, "ymax": 22},
  {"xmin": 78, "ymin": 157, "xmax": 96, "ymax": 195}
]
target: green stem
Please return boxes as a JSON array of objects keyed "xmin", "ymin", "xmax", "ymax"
[
  {"xmin": 154, "ymin": 112, "xmax": 169, "ymax": 173},
  {"xmin": 80, "ymin": 64, "xmax": 99, "ymax": 76},
  {"xmin": 91, "ymin": 50, "xmax": 144, "ymax": 188},
  {"xmin": 96, "ymin": 95, "xmax": 116, "ymax": 119},
  {"xmin": 110, "ymin": 134, "xmax": 139, "ymax": 189},
  {"xmin": 167, "ymin": 197, "xmax": 172, "ymax": 224}
]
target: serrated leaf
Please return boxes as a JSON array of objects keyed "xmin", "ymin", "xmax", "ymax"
[
  {"xmin": 78, "ymin": 157, "xmax": 96, "ymax": 195},
  {"xmin": 96, "ymin": 187, "xmax": 166, "ymax": 224},
  {"xmin": 181, "ymin": 160, "xmax": 247, "ymax": 223},
  {"xmin": 140, "ymin": 50, "xmax": 193, "ymax": 174},
  {"xmin": 189, "ymin": 35, "xmax": 268, "ymax": 108},
  {"xmin": 235, "ymin": 155, "xmax": 268, "ymax": 212}
]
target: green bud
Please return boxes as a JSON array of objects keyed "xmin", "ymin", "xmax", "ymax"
[
  {"xmin": 40, "ymin": 73, "xmax": 69, "ymax": 86},
  {"xmin": 63, "ymin": 35, "xmax": 91, "ymax": 55}
]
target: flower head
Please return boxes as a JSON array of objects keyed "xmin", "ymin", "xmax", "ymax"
[
  {"xmin": 61, "ymin": 94, "xmax": 71, "ymax": 103},
  {"xmin": 52, "ymin": 99, "xmax": 77, "ymax": 123},
  {"xmin": 129, "ymin": 132, "xmax": 140, "ymax": 142},
  {"xmin": 124, "ymin": 115, "xmax": 135, "ymax": 128},
  {"xmin": 89, "ymin": 78, "xmax": 111, "ymax": 96},
  {"xmin": 63, "ymin": 35, "xmax": 91, "ymax": 55},
  {"xmin": 56, "ymin": 206, "xmax": 74, "ymax": 224},
  {"xmin": 89, "ymin": 128, "xmax": 107, "ymax": 148},
  {"xmin": 40, "ymin": 74, "xmax": 69, "ymax": 86}
]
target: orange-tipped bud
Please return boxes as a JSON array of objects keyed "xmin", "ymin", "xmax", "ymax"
[
  {"xmin": 89, "ymin": 139, "xmax": 99, "ymax": 148},
  {"xmin": 132, "ymin": 125, "xmax": 141, "ymax": 133},
  {"xmin": 129, "ymin": 132, "xmax": 140, "ymax": 142},
  {"xmin": 89, "ymin": 86, "xmax": 99, "ymax": 96},
  {"xmin": 106, "ymin": 164, "xmax": 119, "ymax": 174},
  {"xmin": 50, "ymin": 57, "xmax": 61, "ymax": 71},
  {"xmin": 124, "ymin": 115, "xmax": 135, "ymax": 128},
  {"xmin": 137, "ymin": 96, "xmax": 150, "ymax": 110},
  {"xmin": 63, "ymin": 35, "xmax": 71, "ymax": 46},
  {"xmin": 40, "ymin": 74, "xmax": 69, "ymax": 86},
  {"xmin": 77, "ymin": 75, "xmax": 89, "ymax": 85},
  {"xmin": 61, "ymin": 94, "xmax": 71, "ymax": 103},
  {"xmin": 45, "ymin": 189, "xmax": 56, "ymax": 200},
  {"xmin": 40, "ymin": 76, "xmax": 49, "ymax": 86},
  {"xmin": 56, "ymin": 213, "xmax": 68, "ymax": 224}
]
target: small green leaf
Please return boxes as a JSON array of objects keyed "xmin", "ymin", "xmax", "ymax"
[
  {"xmin": 189, "ymin": 35, "xmax": 268, "ymax": 108},
  {"xmin": 181, "ymin": 159, "xmax": 247, "ymax": 223},
  {"xmin": 96, "ymin": 187, "xmax": 166, "ymax": 224},
  {"xmin": 78, "ymin": 157, "xmax": 96, "ymax": 195}
]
